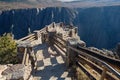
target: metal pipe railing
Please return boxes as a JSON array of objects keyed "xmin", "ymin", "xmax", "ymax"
[
  {"xmin": 18, "ymin": 34, "xmax": 35, "ymax": 42},
  {"xmin": 68, "ymin": 46, "xmax": 120, "ymax": 79},
  {"xmin": 22, "ymin": 48, "xmax": 27, "ymax": 65}
]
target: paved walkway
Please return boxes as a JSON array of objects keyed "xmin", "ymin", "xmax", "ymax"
[{"xmin": 32, "ymin": 41, "xmax": 71, "ymax": 80}]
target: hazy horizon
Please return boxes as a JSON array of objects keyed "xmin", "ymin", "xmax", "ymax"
[{"xmin": 58, "ymin": 0, "xmax": 76, "ymax": 2}]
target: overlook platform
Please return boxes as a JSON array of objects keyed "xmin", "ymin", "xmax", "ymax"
[{"xmin": 16, "ymin": 22, "xmax": 120, "ymax": 80}]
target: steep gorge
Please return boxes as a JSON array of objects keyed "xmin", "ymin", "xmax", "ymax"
[{"xmin": 0, "ymin": 6, "xmax": 120, "ymax": 49}]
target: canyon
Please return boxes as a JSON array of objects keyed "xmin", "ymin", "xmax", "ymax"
[{"xmin": 0, "ymin": 6, "xmax": 120, "ymax": 49}]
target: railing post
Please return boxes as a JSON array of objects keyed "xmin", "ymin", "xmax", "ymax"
[
  {"xmin": 26, "ymin": 43, "xmax": 33, "ymax": 65},
  {"xmin": 66, "ymin": 38, "xmax": 79, "ymax": 79},
  {"xmin": 17, "ymin": 44, "xmax": 26, "ymax": 63},
  {"xmin": 34, "ymin": 31, "xmax": 40, "ymax": 40},
  {"xmin": 25, "ymin": 52, "xmax": 29, "ymax": 65},
  {"xmin": 100, "ymin": 67, "xmax": 107, "ymax": 80},
  {"xmin": 66, "ymin": 45, "xmax": 70, "ymax": 67},
  {"xmin": 48, "ymin": 31, "xmax": 56, "ymax": 46},
  {"xmin": 22, "ymin": 48, "xmax": 27, "ymax": 65},
  {"xmin": 66, "ymin": 38, "xmax": 78, "ymax": 67},
  {"xmin": 74, "ymin": 27, "xmax": 78, "ymax": 35},
  {"xmin": 41, "ymin": 32, "xmax": 49, "ymax": 43},
  {"xmin": 69, "ymin": 30, "xmax": 73, "ymax": 37},
  {"xmin": 116, "ymin": 43, "xmax": 120, "ymax": 57}
]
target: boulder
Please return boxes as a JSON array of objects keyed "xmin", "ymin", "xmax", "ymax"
[
  {"xmin": 88, "ymin": 47, "xmax": 115, "ymax": 58},
  {"xmin": 2, "ymin": 64, "xmax": 25, "ymax": 80},
  {"xmin": 78, "ymin": 40, "xmax": 86, "ymax": 47},
  {"xmin": 0, "ymin": 65, "xmax": 7, "ymax": 80}
]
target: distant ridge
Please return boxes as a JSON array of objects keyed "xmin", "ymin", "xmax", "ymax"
[
  {"xmin": 0, "ymin": 0, "xmax": 63, "ymax": 11},
  {"xmin": 0, "ymin": 0, "xmax": 120, "ymax": 10}
]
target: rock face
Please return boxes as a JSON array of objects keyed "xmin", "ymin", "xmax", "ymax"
[{"xmin": 0, "ymin": 6, "xmax": 120, "ymax": 49}]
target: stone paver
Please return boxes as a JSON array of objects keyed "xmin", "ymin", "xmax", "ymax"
[{"xmin": 33, "ymin": 43, "xmax": 71, "ymax": 80}]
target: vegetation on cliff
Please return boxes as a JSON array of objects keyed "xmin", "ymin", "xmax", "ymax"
[{"xmin": 0, "ymin": 33, "xmax": 18, "ymax": 64}]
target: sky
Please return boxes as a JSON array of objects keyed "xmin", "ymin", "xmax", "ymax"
[{"xmin": 58, "ymin": 0, "xmax": 76, "ymax": 2}]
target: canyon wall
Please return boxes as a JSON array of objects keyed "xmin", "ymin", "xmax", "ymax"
[{"xmin": 0, "ymin": 6, "xmax": 120, "ymax": 49}]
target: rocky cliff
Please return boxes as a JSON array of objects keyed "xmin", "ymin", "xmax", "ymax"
[
  {"xmin": 0, "ymin": 7, "xmax": 75, "ymax": 39},
  {"xmin": 0, "ymin": 6, "xmax": 120, "ymax": 49}
]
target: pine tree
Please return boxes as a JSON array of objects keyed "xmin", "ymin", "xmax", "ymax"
[{"xmin": 0, "ymin": 33, "xmax": 18, "ymax": 64}]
